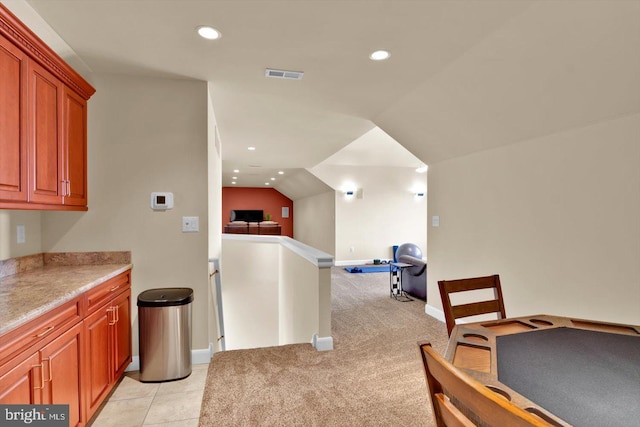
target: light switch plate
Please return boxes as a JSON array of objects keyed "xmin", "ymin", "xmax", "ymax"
[
  {"xmin": 182, "ymin": 216, "xmax": 199, "ymax": 233},
  {"xmin": 432, "ymin": 216, "xmax": 440, "ymax": 227}
]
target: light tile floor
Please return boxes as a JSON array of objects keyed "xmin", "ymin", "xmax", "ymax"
[{"xmin": 90, "ymin": 363, "xmax": 209, "ymax": 427}]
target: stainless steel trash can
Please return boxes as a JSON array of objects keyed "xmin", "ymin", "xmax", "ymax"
[{"xmin": 138, "ymin": 288, "xmax": 193, "ymax": 382}]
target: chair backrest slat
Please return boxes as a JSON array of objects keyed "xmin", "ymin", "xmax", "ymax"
[{"xmin": 438, "ymin": 274, "xmax": 506, "ymax": 336}]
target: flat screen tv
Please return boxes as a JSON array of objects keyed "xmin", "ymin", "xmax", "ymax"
[{"xmin": 230, "ymin": 209, "xmax": 263, "ymax": 222}]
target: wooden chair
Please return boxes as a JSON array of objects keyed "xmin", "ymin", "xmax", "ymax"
[
  {"xmin": 438, "ymin": 275, "xmax": 506, "ymax": 336},
  {"xmin": 418, "ymin": 341, "xmax": 552, "ymax": 427}
]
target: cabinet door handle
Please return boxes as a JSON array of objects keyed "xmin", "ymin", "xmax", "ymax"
[
  {"xmin": 115, "ymin": 306, "xmax": 119, "ymax": 323},
  {"xmin": 32, "ymin": 363, "xmax": 44, "ymax": 389},
  {"xmin": 34, "ymin": 325, "xmax": 55, "ymax": 338},
  {"xmin": 66, "ymin": 180, "xmax": 71, "ymax": 196},
  {"xmin": 108, "ymin": 307, "xmax": 116, "ymax": 325},
  {"xmin": 43, "ymin": 358, "xmax": 52, "ymax": 382},
  {"xmin": 61, "ymin": 180, "xmax": 67, "ymax": 196}
]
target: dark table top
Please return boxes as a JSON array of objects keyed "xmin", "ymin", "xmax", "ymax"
[{"xmin": 445, "ymin": 314, "xmax": 640, "ymax": 426}]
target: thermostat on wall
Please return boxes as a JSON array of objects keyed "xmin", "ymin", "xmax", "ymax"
[{"xmin": 150, "ymin": 192, "xmax": 174, "ymax": 210}]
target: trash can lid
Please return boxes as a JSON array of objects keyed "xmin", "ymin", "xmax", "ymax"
[{"xmin": 137, "ymin": 287, "xmax": 194, "ymax": 307}]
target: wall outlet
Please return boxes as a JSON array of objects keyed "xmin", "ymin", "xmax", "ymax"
[
  {"xmin": 182, "ymin": 216, "xmax": 199, "ymax": 233},
  {"xmin": 17, "ymin": 225, "xmax": 25, "ymax": 244},
  {"xmin": 349, "ymin": 246, "xmax": 355, "ymax": 253}
]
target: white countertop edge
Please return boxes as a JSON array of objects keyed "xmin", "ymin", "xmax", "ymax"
[{"xmin": 222, "ymin": 234, "xmax": 334, "ymax": 268}]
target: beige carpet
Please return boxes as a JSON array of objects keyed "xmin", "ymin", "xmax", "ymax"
[{"xmin": 199, "ymin": 267, "xmax": 449, "ymax": 426}]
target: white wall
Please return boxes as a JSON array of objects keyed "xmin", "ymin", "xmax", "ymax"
[
  {"xmin": 0, "ymin": 211, "xmax": 42, "ymax": 260},
  {"xmin": 427, "ymin": 114, "xmax": 640, "ymax": 325},
  {"xmin": 335, "ymin": 188, "xmax": 427, "ymax": 263},
  {"xmin": 293, "ymin": 183, "xmax": 428, "ymax": 265},
  {"xmin": 41, "ymin": 73, "xmax": 210, "ymax": 354},
  {"xmin": 221, "ymin": 238, "xmax": 280, "ymax": 350},
  {"xmin": 325, "ymin": 165, "xmax": 427, "ymax": 263},
  {"xmin": 293, "ymin": 190, "xmax": 336, "ymax": 255},
  {"xmin": 221, "ymin": 235, "xmax": 333, "ymax": 350},
  {"xmin": 293, "ymin": 163, "xmax": 427, "ymax": 265},
  {"xmin": 207, "ymin": 84, "xmax": 223, "ymax": 352}
]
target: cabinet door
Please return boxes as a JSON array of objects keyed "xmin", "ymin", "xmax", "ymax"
[
  {"xmin": 28, "ymin": 59, "xmax": 63, "ymax": 204},
  {"xmin": 0, "ymin": 352, "xmax": 42, "ymax": 404},
  {"xmin": 112, "ymin": 289, "xmax": 132, "ymax": 380},
  {"xmin": 83, "ymin": 306, "xmax": 111, "ymax": 418},
  {"xmin": 0, "ymin": 34, "xmax": 28, "ymax": 202},
  {"xmin": 62, "ymin": 87, "xmax": 87, "ymax": 206},
  {"xmin": 41, "ymin": 322, "xmax": 84, "ymax": 427}
]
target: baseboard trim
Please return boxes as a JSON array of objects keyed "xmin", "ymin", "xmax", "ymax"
[
  {"xmin": 126, "ymin": 343, "xmax": 214, "ymax": 372},
  {"xmin": 425, "ymin": 304, "xmax": 445, "ymax": 322},
  {"xmin": 311, "ymin": 333, "xmax": 334, "ymax": 351}
]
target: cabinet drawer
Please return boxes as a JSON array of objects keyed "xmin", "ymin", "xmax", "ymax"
[
  {"xmin": 84, "ymin": 271, "xmax": 131, "ymax": 314},
  {"xmin": 0, "ymin": 296, "xmax": 82, "ymax": 366}
]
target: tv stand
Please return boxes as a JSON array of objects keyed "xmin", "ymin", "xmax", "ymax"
[{"xmin": 224, "ymin": 222, "xmax": 282, "ymax": 235}]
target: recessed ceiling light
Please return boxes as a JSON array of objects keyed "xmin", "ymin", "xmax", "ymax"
[
  {"xmin": 278, "ymin": 171, "xmax": 284, "ymax": 175},
  {"xmin": 265, "ymin": 182, "xmax": 270, "ymax": 185},
  {"xmin": 231, "ymin": 181, "xmax": 236, "ymax": 185},
  {"xmin": 248, "ymin": 146, "xmax": 256, "ymax": 151},
  {"xmin": 416, "ymin": 165, "xmax": 429, "ymax": 173},
  {"xmin": 370, "ymin": 50, "xmax": 390, "ymax": 61},
  {"xmin": 270, "ymin": 177, "xmax": 275, "ymax": 181},
  {"xmin": 233, "ymin": 169, "xmax": 239, "ymax": 173},
  {"xmin": 232, "ymin": 176, "xmax": 238, "ymax": 180},
  {"xmin": 197, "ymin": 26, "xmax": 221, "ymax": 40}
]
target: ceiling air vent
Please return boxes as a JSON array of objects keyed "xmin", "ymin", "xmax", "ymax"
[{"xmin": 265, "ymin": 68, "xmax": 304, "ymax": 80}]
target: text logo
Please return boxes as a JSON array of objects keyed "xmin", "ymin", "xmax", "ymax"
[{"xmin": 1, "ymin": 405, "xmax": 68, "ymax": 426}]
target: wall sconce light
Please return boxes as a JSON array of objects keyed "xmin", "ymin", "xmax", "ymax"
[{"xmin": 344, "ymin": 189, "xmax": 363, "ymax": 199}]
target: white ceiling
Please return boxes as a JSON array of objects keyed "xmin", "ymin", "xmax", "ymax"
[{"xmin": 20, "ymin": 0, "xmax": 640, "ymax": 198}]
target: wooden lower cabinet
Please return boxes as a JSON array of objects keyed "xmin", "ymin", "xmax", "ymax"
[
  {"xmin": 0, "ymin": 323, "xmax": 83, "ymax": 426},
  {"xmin": 83, "ymin": 304, "xmax": 111, "ymax": 416},
  {"xmin": 0, "ymin": 270, "xmax": 132, "ymax": 426},
  {"xmin": 0, "ymin": 352, "xmax": 41, "ymax": 404},
  {"xmin": 42, "ymin": 322, "xmax": 84, "ymax": 427},
  {"xmin": 113, "ymin": 290, "xmax": 132, "ymax": 381},
  {"xmin": 84, "ymin": 288, "xmax": 132, "ymax": 420}
]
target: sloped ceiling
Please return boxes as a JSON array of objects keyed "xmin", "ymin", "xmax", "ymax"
[
  {"xmin": 308, "ymin": 126, "xmax": 427, "ymax": 198},
  {"xmin": 17, "ymin": 0, "xmax": 640, "ymax": 198}
]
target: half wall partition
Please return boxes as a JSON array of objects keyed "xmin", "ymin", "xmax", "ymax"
[{"xmin": 220, "ymin": 235, "xmax": 334, "ymax": 351}]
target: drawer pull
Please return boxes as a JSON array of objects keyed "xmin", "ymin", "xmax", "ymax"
[
  {"xmin": 110, "ymin": 285, "xmax": 120, "ymax": 292},
  {"xmin": 34, "ymin": 325, "xmax": 55, "ymax": 338}
]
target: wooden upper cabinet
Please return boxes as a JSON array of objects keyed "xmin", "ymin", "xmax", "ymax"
[
  {"xmin": 28, "ymin": 59, "xmax": 64, "ymax": 205},
  {"xmin": 63, "ymin": 87, "xmax": 88, "ymax": 206},
  {"xmin": 0, "ymin": 4, "xmax": 95, "ymax": 210},
  {"xmin": 0, "ymin": 34, "xmax": 28, "ymax": 202}
]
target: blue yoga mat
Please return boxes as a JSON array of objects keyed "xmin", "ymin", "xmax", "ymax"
[{"xmin": 345, "ymin": 265, "xmax": 390, "ymax": 273}]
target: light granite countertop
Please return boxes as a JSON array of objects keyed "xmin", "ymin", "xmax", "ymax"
[{"xmin": 0, "ymin": 263, "xmax": 132, "ymax": 336}]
